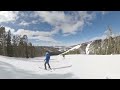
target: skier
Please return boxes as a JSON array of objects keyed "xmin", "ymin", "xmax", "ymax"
[
  {"xmin": 44, "ymin": 51, "xmax": 52, "ymax": 70},
  {"xmin": 62, "ymin": 54, "xmax": 65, "ymax": 59}
]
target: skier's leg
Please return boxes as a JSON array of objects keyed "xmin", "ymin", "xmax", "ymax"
[
  {"xmin": 44, "ymin": 62, "xmax": 47, "ymax": 70},
  {"xmin": 48, "ymin": 63, "xmax": 51, "ymax": 69}
]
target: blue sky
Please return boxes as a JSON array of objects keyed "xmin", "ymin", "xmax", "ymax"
[{"xmin": 0, "ymin": 11, "xmax": 120, "ymax": 46}]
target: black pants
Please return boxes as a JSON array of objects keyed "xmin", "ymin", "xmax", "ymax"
[{"xmin": 44, "ymin": 62, "xmax": 51, "ymax": 70}]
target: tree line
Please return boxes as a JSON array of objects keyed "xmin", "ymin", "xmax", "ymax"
[
  {"xmin": 0, "ymin": 26, "xmax": 62, "ymax": 58},
  {"xmin": 0, "ymin": 26, "xmax": 36, "ymax": 58},
  {"xmin": 93, "ymin": 26, "xmax": 120, "ymax": 55}
]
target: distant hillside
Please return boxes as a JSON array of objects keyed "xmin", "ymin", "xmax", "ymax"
[
  {"xmin": 34, "ymin": 46, "xmax": 64, "ymax": 57},
  {"xmin": 63, "ymin": 35, "xmax": 120, "ymax": 55}
]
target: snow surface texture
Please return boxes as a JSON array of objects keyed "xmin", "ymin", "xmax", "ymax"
[{"xmin": 0, "ymin": 55, "xmax": 120, "ymax": 79}]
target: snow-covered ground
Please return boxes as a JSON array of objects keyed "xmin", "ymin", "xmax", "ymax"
[
  {"xmin": 0, "ymin": 55, "xmax": 74, "ymax": 79},
  {"xmin": 68, "ymin": 55, "xmax": 120, "ymax": 79},
  {"xmin": 1, "ymin": 54, "xmax": 120, "ymax": 79}
]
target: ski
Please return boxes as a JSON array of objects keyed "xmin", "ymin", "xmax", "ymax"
[{"xmin": 39, "ymin": 67, "xmax": 55, "ymax": 72}]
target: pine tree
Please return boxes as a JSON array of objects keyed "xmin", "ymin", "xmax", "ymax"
[
  {"xmin": 22, "ymin": 35, "xmax": 29, "ymax": 58},
  {"xmin": 12, "ymin": 35, "xmax": 17, "ymax": 57},
  {"xmin": 0, "ymin": 27, "xmax": 7, "ymax": 56},
  {"xmin": 28, "ymin": 42, "xmax": 34, "ymax": 58},
  {"xmin": 105, "ymin": 26, "xmax": 113, "ymax": 54},
  {"xmin": 12, "ymin": 35, "xmax": 20, "ymax": 57},
  {"xmin": 6, "ymin": 30, "xmax": 13, "ymax": 57},
  {"xmin": 18, "ymin": 37, "xmax": 24, "ymax": 57}
]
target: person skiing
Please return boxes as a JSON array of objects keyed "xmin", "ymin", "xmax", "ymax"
[
  {"xmin": 62, "ymin": 54, "xmax": 65, "ymax": 59},
  {"xmin": 44, "ymin": 51, "xmax": 51, "ymax": 70}
]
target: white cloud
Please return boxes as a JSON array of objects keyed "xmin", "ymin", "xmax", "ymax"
[
  {"xmin": 2, "ymin": 26, "xmax": 60, "ymax": 46},
  {"xmin": 29, "ymin": 36, "xmax": 57, "ymax": 42},
  {"xmin": 61, "ymin": 21, "xmax": 84, "ymax": 34},
  {"xmin": 34, "ymin": 11, "xmax": 65, "ymax": 25},
  {"xmin": 100, "ymin": 11, "xmax": 110, "ymax": 15},
  {"xmin": 14, "ymin": 29, "xmax": 52, "ymax": 37},
  {"xmin": 32, "ymin": 41, "xmax": 62, "ymax": 46},
  {"xmin": 19, "ymin": 20, "xmax": 38, "ymax": 26},
  {"xmin": 31, "ymin": 20, "xmax": 38, "ymax": 24},
  {"xmin": 14, "ymin": 29, "xmax": 58, "ymax": 43},
  {"xmin": 89, "ymin": 35, "xmax": 107, "ymax": 41},
  {"xmin": 19, "ymin": 21, "xmax": 30, "ymax": 26},
  {"xmin": 0, "ymin": 11, "xmax": 19, "ymax": 23},
  {"xmin": 3, "ymin": 26, "xmax": 15, "ymax": 34},
  {"xmin": 34, "ymin": 11, "xmax": 95, "ymax": 35}
]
